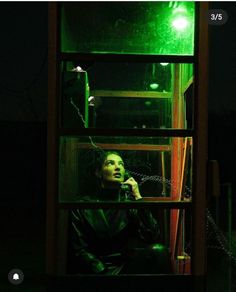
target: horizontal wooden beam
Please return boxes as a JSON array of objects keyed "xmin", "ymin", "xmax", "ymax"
[
  {"xmin": 90, "ymin": 90, "xmax": 172, "ymax": 99},
  {"xmin": 74, "ymin": 143, "xmax": 171, "ymax": 151}
]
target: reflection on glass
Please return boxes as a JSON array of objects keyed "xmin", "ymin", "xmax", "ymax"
[
  {"xmin": 61, "ymin": 2, "xmax": 195, "ymax": 55},
  {"xmin": 61, "ymin": 62, "xmax": 194, "ymax": 129},
  {"xmin": 59, "ymin": 136, "xmax": 193, "ymax": 275},
  {"xmin": 59, "ymin": 136, "xmax": 192, "ymax": 203}
]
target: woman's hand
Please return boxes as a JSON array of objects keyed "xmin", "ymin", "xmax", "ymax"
[{"xmin": 122, "ymin": 177, "xmax": 142, "ymax": 200}]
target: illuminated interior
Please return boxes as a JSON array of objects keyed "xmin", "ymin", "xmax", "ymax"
[
  {"xmin": 59, "ymin": 136, "xmax": 193, "ymax": 202},
  {"xmin": 59, "ymin": 134, "xmax": 193, "ymax": 274},
  {"xmin": 61, "ymin": 62, "xmax": 194, "ymax": 129},
  {"xmin": 61, "ymin": 2, "xmax": 195, "ymax": 55},
  {"xmin": 56, "ymin": 1, "xmax": 197, "ymax": 277}
]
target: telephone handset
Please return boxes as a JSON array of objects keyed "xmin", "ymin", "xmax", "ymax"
[
  {"xmin": 120, "ymin": 171, "xmax": 133, "ymax": 200},
  {"xmin": 124, "ymin": 170, "xmax": 131, "ymax": 182}
]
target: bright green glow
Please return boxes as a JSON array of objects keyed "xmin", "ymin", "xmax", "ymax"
[
  {"xmin": 150, "ymin": 83, "xmax": 159, "ymax": 90},
  {"xmin": 171, "ymin": 4, "xmax": 190, "ymax": 32},
  {"xmin": 172, "ymin": 16, "xmax": 188, "ymax": 30},
  {"xmin": 61, "ymin": 2, "xmax": 195, "ymax": 55},
  {"xmin": 173, "ymin": 7, "xmax": 187, "ymax": 14},
  {"xmin": 160, "ymin": 63, "xmax": 169, "ymax": 66},
  {"xmin": 152, "ymin": 244, "xmax": 165, "ymax": 251}
]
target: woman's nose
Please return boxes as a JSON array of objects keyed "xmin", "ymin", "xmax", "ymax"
[{"xmin": 114, "ymin": 163, "xmax": 120, "ymax": 169}]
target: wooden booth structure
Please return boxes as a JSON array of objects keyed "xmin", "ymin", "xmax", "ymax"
[{"xmin": 47, "ymin": 2, "xmax": 208, "ymax": 291}]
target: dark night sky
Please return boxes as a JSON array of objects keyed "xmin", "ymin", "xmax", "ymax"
[
  {"xmin": 0, "ymin": 3, "xmax": 48, "ymax": 121},
  {"xmin": 208, "ymin": 2, "xmax": 236, "ymax": 114}
]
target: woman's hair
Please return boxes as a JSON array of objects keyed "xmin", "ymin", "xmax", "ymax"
[{"xmin": 76, "ymin": 150, "xmax": 124, "ymax": 199}]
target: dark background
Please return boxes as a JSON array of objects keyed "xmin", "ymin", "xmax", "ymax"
[{"xmin": 0, "ymin": 2, "xmax": 235, "ymax": 291}]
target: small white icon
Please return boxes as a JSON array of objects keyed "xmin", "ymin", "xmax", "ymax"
[
  {"xmin": 8, "ymin": 269, "xmax": 24, "ymax": 285},
  {"xmin": 13, "ymin": 273, "xmax": 19, "ymax": 280}
]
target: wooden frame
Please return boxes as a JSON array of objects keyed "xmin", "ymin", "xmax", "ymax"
[{"xmin": 47, "ymin": 3, "xmax": 208, "ymax": 291}]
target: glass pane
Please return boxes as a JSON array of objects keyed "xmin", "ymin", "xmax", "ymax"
[
  {"xmin": 58, "ymin": 136, "xmax": 192, "ymax": 203},
  {"xmin": 61, "ymin": 2, "xmax": 195, "ymax": 55},
  {"xmin": 61, "ymin": 62, "xmax": 194, "ymax": 129}
]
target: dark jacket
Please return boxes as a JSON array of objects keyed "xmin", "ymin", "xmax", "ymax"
[{"xmin": 68, "ymin": 190, "xmax": 160, "ymax": 274}]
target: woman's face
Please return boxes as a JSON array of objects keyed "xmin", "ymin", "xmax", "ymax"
[{"xmin": 99, "ymin": 153, "xmax": 125, "ymax": 188}]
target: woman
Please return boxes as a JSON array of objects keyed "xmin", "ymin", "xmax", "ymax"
[
  {"xmin": 68, "ymin": 151, "xmax": 171, "ymax": 274},
  {"xmin": 94, "ymin": 151, "xmax": 142, "ymax": 201}
]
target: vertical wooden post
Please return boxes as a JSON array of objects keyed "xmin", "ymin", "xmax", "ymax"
[{"xmin": 170, "ymin": 64, "xmax": 185, "ymax": 269}]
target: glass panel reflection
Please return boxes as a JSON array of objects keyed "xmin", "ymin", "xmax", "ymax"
[
  {"xmin": 61, "ymin": 2, "xmax": 195, "ymax": 55},
  {"xmin": 59, "ymin": 136, "xmax": 192, "ymax": 203},
  {"xmin": 61, "ymin": 62, "xmax": 194, "ymax": 129}
]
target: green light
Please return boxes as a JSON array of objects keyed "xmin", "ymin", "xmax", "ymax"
[
  {"xmin": 172, "ymin": 16, "xmax": 188, "ymax": 30},
  {"xmin": 160, "ymin": 63, "xmax": 169, "ymax": 66},
  {"xmin": 171, "ymin": 4, "xmax": 189, "ymax": 31},
  {"xmin": 149, "ymin": 83, "xmax": 159, "ymax": 90},
  {"xmin": 145, "ymin": 101, "xmax": 152, "ymax": 106},
  {"xmin": 152, "ymin": 244, "xmax": 165, "ymax": 251},
  {"xmin": 173, "ymin": 7, "xmax": 187, "ymax": 14},
  {"xmin": 62, "ymin": 2, "xmax": 195, "ymax": 55}
]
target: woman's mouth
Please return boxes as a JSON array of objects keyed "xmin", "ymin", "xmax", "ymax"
[{"xmin": 113, "ymin": 173, "xmax": 121, "ymax": 178}]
